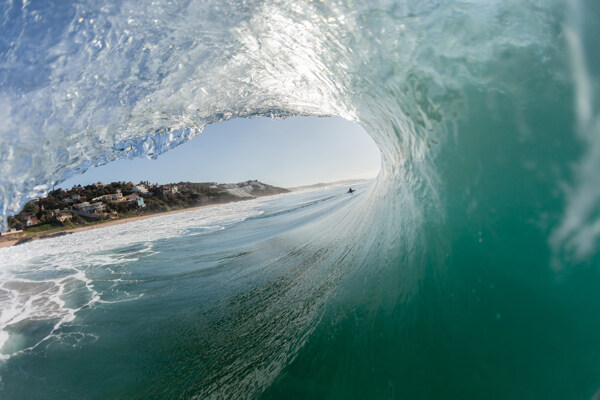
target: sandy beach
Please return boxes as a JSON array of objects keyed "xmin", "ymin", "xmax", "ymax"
[{"xmin": 0, "ymin": 203, "xmax": 221, "ymax": 249}]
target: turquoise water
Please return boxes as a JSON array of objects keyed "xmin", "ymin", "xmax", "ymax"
[
  {"xmin": 2, "ymin": 0, "xmax": 600, "ymax": 398},
  {"xmin": 0, "ymin": 179, "xmax": 599, "ymax": 399},
  {"xmin": 0, "ymin": 185, "xmax": 372, "ymax": 398}
]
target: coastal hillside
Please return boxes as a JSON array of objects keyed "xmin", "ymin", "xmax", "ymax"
[{"xmin": 4, "ymin": 180, "xmax": 289, "ymax": 235}]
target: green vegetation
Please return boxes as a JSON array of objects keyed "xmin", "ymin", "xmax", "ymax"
[{"xmin": 6, "ymin": 180, "xmax": 289, "ymax": 236}]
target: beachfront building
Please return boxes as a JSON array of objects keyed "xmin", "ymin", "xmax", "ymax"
[
  {"xmin": 123, "ymin": 194, "xmax": 146, "ymax": 208},
  {"xmin": 26, "ymin": 216, "xmax": 40, "ymax": 227},
  {"xmin": 74, "ymin": 202, "xmax": 106, "ymax": 219}
]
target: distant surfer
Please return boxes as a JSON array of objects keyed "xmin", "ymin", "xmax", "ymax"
[{"xmin": 347, "ymin": 188, "xmax": 355, "ymax": 194}]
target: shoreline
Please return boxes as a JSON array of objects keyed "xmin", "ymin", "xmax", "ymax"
[{"xmin": 0, "ymin": 203, "xmax": 222, "ymax": 249}]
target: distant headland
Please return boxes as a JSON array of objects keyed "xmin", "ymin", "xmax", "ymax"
[{"xmin": 0, "ymin": 180, "xmax": 289, "ymax": 247}]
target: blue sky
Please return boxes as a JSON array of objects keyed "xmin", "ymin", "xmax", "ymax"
[{"xmin": 59, "ymin": 116, "xmax": 381, "ymax": 189}]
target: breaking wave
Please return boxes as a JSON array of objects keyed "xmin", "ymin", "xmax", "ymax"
[{"xmin": 1, "ymin": 0, "xmax": 600, "ymax": 398}]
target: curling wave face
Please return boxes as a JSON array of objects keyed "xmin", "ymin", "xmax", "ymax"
[{"xmin": 1, "ymin": 0, "xmax": 600, "ymax": 398}]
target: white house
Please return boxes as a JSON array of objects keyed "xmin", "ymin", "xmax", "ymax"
[
  {"xmin": 133, "ymin": 184, "xmax": 149, "ymax": 194},
  {"xmin": 26, "ymin": 216, "xmax": 41, "ymax": 227}
]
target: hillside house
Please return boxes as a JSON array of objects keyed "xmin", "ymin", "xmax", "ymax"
[
  {"xmin": 74, "ymin": 202, "xmax": 106, "ymax": 219},
  {"xmin": 26, "ymin": 216, "xmax": 41, "ymax": 227},
  {"xmin": 20, "ymin": 212, "xmax": 36, "ymax": 220},
  {"xmin": 64, "ymin": 194, "xmax": 86, "ymax": 203},
  {"xmin": 55, "ymin": 213, "xmax": 73, "ymax": 223},
  {"xmin": 124, "ymin": 194, "xmax": 146, "ymax": 208},
  {"xmin": 92, "ymin": 192, "xmax": 123, "ymax": 203},
  {"xmin": 159, "ymin": 185, "xmax": 179, "ymax": 195},
  {"xmin": 133, "ymin": 184, "xmax": 149, "ymax": 194}
]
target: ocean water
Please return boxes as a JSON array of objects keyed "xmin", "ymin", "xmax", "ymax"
[
  {"xmin": 1, "ymin": 0, "xmax": 600, "ymax": 398},
  {"xmin": 0, "ymin": 186, "xmax": 369, "ymax": 399}
]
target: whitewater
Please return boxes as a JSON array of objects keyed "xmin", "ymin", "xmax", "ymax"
[{"xmin": 1, "ymin": 0, "xmax": 600, "ymax": 399}]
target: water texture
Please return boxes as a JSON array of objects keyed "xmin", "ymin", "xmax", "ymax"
[{"xmin": 1, "ymin": 0, "xmax": 600, "ymax": 398}]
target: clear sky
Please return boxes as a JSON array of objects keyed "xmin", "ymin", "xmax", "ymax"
[{"xmin": 59, "ymin": 116, "xmax": 381, "ymax": 189}]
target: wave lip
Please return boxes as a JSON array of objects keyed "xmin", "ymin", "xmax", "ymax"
[{"xmin": 2, "ymin": 0, "xmax": 600, "ymax": 398}]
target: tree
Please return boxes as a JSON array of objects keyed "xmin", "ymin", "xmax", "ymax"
[
  {"xmin": 8, "ymin": 217, "xmax": 24, "ymax": 230},
  {"xmin": 22, "ymin": 202, "xmax": 39, "ymax": 213},
  {"xmin": 71, "ymin": 214, "xmax": 84, "ymax": 224}
]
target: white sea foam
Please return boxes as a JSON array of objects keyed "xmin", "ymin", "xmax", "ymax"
[{"xmin": 0, "ymin": 199, "xmax": 265, "ymax": 361}]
